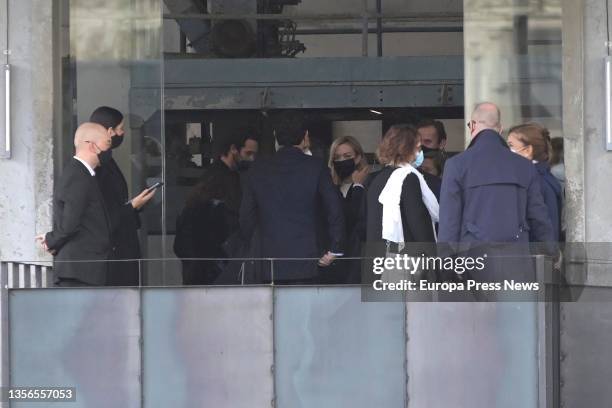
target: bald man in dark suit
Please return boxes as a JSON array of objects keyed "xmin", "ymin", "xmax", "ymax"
[{"xmin": 37, "ymin": 123, "xmax": 114, "ymax": 286}]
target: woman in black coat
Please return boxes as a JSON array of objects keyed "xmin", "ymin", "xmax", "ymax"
[
  {"xmin": 90, "ymin": 106, "xmax": 156, "ymax": 286},
  {"xmin": 324, "ymin": 136, "xmax": 369, "ymax": 283},
  {"xmin": 366, "ymin": 124, "xmax": 438, "ymax": 252}
]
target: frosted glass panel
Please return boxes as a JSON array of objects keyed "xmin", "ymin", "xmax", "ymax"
[
  {"xmin": 9, "ymin": 289, "xmax": 141, "ymax": 408},
  {"xmin": 274, "ymin": 287, "xmax": 406, "ymax": 408},
  {"xmin": 407, "ymin": 302, "xmax": 538, "ymax": 408},
  {"xmin": 142, "ymin": 287, "xmax": 274, "ymax": 408}
]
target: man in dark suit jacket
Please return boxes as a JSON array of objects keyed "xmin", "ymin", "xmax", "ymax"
[
  {"xmin": 438, "ymin": 103, "xmax": 554, "ymax": 284},
  {"xmin": 36, "ymin": 123, "xmax": 113, "ymax": 286},
  {"xmin": 239, "ymin": 115, "xmax": 345, "ymax": 283}
]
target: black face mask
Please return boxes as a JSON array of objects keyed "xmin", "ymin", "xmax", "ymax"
[
  {"xmin": 421, "ymin": 146, "xmax": 440, "ymax": 154},
  {"xmin": 111, "ymin": 135, "xmax": 124, "ymax": 149},
  {"xmin": 237, "ymin": 160, "xmax": 252, "ymax": 172},
  {"xmin": 98, "ymin": 149, "xmax": 113, "ymax": 166},
  {"xmin": 333, "ymin": 158, "xmax": 356, "ymax": 180}
]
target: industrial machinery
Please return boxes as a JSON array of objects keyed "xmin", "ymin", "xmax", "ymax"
[
  {"xmin": 132, "ymin": 0, "xmax": 462, "ymax": 232},
  {"xmin": 165, "ymin": 0, "xmax": 305, "ymax": 58},
  {"xmin": 130, "ymin": 0, "xmax": 559, "ymax": 233}
]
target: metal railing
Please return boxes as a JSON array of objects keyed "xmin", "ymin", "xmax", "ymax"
[{"xmin": 0, "ymin": 262, "xmax": 51, "ymax": 289}]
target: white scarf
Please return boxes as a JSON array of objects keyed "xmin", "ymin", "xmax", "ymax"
[{"xmin": 378, "ymin": 164, "xmax": 439, "ymax": 244}]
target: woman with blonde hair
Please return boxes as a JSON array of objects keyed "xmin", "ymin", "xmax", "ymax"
[
  {"xmin": 507, "ymin": 123, "xmax": 563, "ymax": 242},
  {"xmin": 328, "ymin": 136, "xmax": 368, "ymax": 190},
  {"xmin": 325, "ymin": 136, "xmax": 369, "ymax": 283}
]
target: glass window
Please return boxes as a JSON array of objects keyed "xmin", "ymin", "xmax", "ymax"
[
  {"xmin": 56, "ymin": 0, "xmax": 165, "ymax": 283},
  {"xmin": 464, "ymin": 0, "xmax": 562, "ymax": 139},
  {"xmin": 56, "ymin": 0, "xmax": 563, "ymax": 286}
]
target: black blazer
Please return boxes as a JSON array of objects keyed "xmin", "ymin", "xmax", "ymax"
[
  {"xmin": 240, "ymin": 146, "xmax": 345, "ymax": 280},
  {"xmin": 46, "ymin": 158, "xmax": 112, "ymax": 285},
  {"xmin": 422, "ymin": 172, "xmax": 442, "ymax": 202},
  {"xmin": 342, "ymin": 184, "xmax": 367, "ymax": 256},
  {"xmin": 326, "ymin": 184, "xmax": 367, "ymax": 284},
  {"xmin": 366, "ymin": 166, "xmax": 436, "ymax": 244},
  {"xmin": 96, "ymin": 156, "xmax": 141, "ymax": 285}
]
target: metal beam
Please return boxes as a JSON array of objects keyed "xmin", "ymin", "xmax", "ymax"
[
  {"xmin": 162, "ymin": 12, "xmax": 463, "ymax": 22},
  {"xmin": 293, "ymin": 27, "xmax": 464, "ymax": 34},
  {"xmin": 155, "ymin": 83, "xmax": 464, "ymax": 110}
]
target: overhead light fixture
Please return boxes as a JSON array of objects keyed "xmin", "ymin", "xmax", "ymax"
[{"xmin": 369, "ymin": 109, "xmax": 383, "ymax": 115}]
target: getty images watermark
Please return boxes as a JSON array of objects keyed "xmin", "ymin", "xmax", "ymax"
[
  {"xmin": 360, "ymin": 242, "xmax": 588, "ymax": 302},
  {"xmin": 371, "ymin": 254, "xmax": 540, "ymax": 293}
]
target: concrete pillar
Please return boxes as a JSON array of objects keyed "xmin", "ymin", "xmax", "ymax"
[
  {"xmin": 581, "ymin": 0, "xmax": 612, "ymax": 242},
  {"xmin": 463, "ymin": 0, "xmax": 524, "ymax": 144},
  {"xmin": 562, "ymin": 0, "xmax": 587, "ymax": 243},
  {"xmin": 0, "ymin": 0, "xmax": 54, "ymax": 262},
  {"xmin": 562, "ymin": 0, "xmax": 612, "ymax": 255}
]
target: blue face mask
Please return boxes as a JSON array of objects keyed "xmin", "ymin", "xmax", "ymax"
[{"xmin": 412, "ymin": 150, "xmax": 424, "ymax": 168}]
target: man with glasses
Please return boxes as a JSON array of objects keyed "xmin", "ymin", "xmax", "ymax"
[
  {"xmin": 438, "ymin": 102, "xmax": 553, "ymax": 289},
  {"xmin": 36, "ymin": 122, "xmax": 114, "ymax": 286}
]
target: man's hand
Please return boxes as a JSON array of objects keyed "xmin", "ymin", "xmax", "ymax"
[
  {"xmin": 35, "ymin": 234, "xmax": 48, "ymax": 250},
  {"xmin": 35, "ymin": 234, "xmax": 56, "ymax": 255},
  {"xmin": 318, "ymin": 251, "xmax": 337, "ymax": 267},
  {"xmin": 130, "ymin": 188, "xmax": 157, "ymax": 210},
  {"xmin": 352, "ymin": 165, "xmax": 370, "ymax": 186}
]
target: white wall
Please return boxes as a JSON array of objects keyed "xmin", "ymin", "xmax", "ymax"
[{"xmin": 0, "ymin": 0, "xmax": 54, "ymax": 261}]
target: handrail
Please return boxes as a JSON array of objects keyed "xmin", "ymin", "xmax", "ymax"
[{"xmin": 0, "ymin": 261, "xmax": 50, "ymax": 288}]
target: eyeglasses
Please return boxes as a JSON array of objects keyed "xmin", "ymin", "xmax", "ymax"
[{"xmin": 467, "ymin": 120, "xmax": 486, "ymax": 129}]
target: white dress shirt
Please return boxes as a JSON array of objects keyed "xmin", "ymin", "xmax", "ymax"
[{"xmin": 73, "ymin": 156, "xmax": 96, "ymax": 176}]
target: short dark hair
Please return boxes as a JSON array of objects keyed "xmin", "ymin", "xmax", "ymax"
[
  {"xmin": 274, "ymin": 113, "xmax": 307, "ymax": 147},
  {"xmin": 416, "ymin": 118, "xmax": 447, "ymax": 143},
  {"xmin": 236, "ymin": 127, "xmax": 260, "ymax": 150},
  {"xmin": 90, "ymin": 106, "xmax": 124, "ymax": 130},
  {"xmin": 216, "ymin": 134, "xmax": 240, "ymax": 158}
]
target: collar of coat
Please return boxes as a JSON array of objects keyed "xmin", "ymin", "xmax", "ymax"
[{"xmin": 467, "ymin": 129, "xmax": 509, "ymax": 150}]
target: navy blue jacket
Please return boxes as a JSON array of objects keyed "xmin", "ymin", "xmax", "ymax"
[
  {"xmin": 438, "ymin": 130, "xmax": 554, "ymax": 246},
  {"xmin": 534, "ymin": 161, "xmax": 562, "ymax": 242},
  {"xmin": 240, "ymin": 146, "xmax": 345, "ymax": 281}
]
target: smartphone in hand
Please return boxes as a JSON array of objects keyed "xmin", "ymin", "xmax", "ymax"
[
  {"xmin": 126, "ymin": 182, "xmax": 164, "ymax": 205},
  {"xmin": 146, "ymin": 181, "xmax": 164, "ymax": 192}
]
